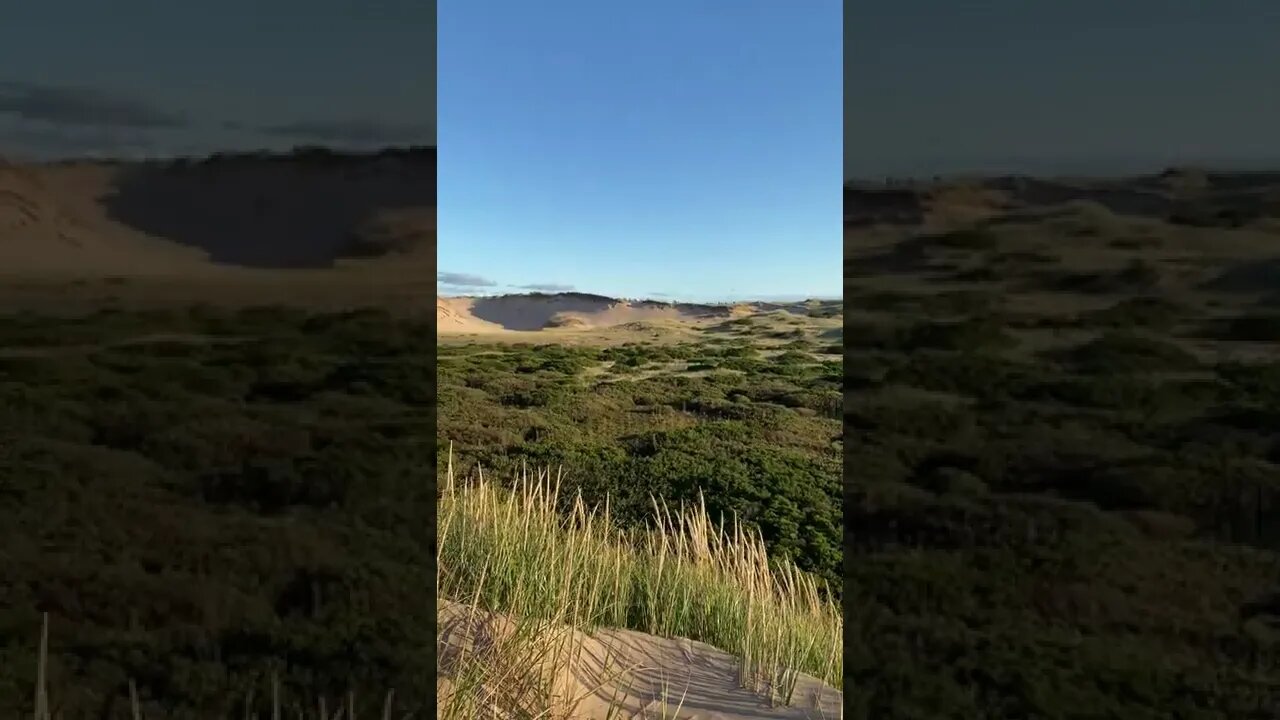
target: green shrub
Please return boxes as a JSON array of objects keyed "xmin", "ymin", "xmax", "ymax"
[
  {"xmin": 924, "ymin": 227, "xmax": 1000, "ymax": 251},
  {"xmin": 1218, "ymin": 313, "xmax": 1280, "ymax": 342},
  {"xmin": 1056, "ymin": 333, "xmax": 1200, "ymax": 374},
  {"xmin": 1080, "ymin": 296, "xmax": 1189, "ymax": 330}
]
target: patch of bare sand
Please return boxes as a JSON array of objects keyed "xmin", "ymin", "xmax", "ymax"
[
  {"xmin": 0, "ymin": 159, "xmax": 212, "ymax": 275},
  {"xmin": 437, "ymin": 296, "xmax": 508, "ymax": 332},
  {"xmin": 438, "ymin": 600, "xmax": 841, "ymax": 720}
]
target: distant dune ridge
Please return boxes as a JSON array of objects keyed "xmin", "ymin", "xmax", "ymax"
[
  {"xmin": 437, "ymin": 292, "xmax": 834, "ymax": 333},
  {"xmin": 846, "ymin": 168, "xmax": 1280, "ymax": 230},
  {"xmin": 0, "ymin": 147, "xmax": 435, "ymax": 275},
  {"xmin": 846, "ymin": 168, "xmax": 1280, "ymax": 303}
]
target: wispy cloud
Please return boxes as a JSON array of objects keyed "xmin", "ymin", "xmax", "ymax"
[
  {"xmin": 258, "ymin": 119, "xmax": 434, "ymax": 145},
  {"xmin": 0, "ymin": 81, "xmax": 438, "ymax": 160},
  {"xmin": 0, "ymin": 124, "xmax": 160, "ymax": 159},
  {"xmin": 0, "ymin": 81, "xmax": 185, "ymax": 128},
  {"xmin": 438, "ymin": 271, "xmax": 497, "ymax": 289}
]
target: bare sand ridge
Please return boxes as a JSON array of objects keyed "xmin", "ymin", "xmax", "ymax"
[
  {"xmin": 438, "ymin": 600, "xmax": 841, "ymax": 720},
  {"xmin": 437, "ymin": 293, "xmax": 826, "ymax": 334},
  {"xmin": 0, "ymin": 148, "xmax": 435, "ymax": 278}
]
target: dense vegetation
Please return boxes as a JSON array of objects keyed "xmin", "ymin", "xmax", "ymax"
[
  {"xmin": 437, "ymin": 332, "xmax": 844, "ymax": 593},
  {"xmin": 0, "ymin": 307, "xmax": 434, "ymax": 717},
  {"xmin": 842, "ymin": 285, "xmax": 1280, "ymax": 718}
]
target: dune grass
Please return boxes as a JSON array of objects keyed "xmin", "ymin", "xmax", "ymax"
[{"xmin": 436, "ymin": 447, "xmax": 842, "ymax": 710}]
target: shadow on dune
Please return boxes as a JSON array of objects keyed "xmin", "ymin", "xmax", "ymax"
[
  {"xmin": 99, "ymin": 148, "xmax": 436, "ymax": 269},
  {"xmin": 468, "ymin": 294, "xmax": 616, "ymax": 331},
  {"xmin": 464, "ymin": 293, "xmax": 735, "ymax": 332}
]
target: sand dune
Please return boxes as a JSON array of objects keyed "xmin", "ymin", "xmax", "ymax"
[
  {"xmin": 0, "ymin": 158, "xmax": 211, "ymax": 275},
  {"xmin": 846, "ymin": 169, "xmax": 1280, "ymax": 231},
  {"xmin": 0, "ymin": 148, "xmax": 434, "ymax": 276},
  {"xmin": 437, "ymin": 293, "xmax": 842, "ymax": 334},
  {"xmin": 437, "ymin": 600, "xmax": 841, "ymax": 720},
  {"xmin": 438, "ymin": 293, "xmax": 741, "ymax": 333}
]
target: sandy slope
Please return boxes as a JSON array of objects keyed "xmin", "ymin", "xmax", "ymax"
[
  {"xmin": 0, "ymin": 149, "xmax": 434, "ymax": 277},
  {"xmin": 0, "ymin": 158, "xmax": 211, "ymax": 275},
  {"xmin": 437, "ymin": 600, "xmax": 841, "ymax": 720},
  {"xmin": 437, "ymin": 294, "xmax": 738, "ymax": 333},
  {"xmin": 437, "ymin": 294, "xmax": 833, "ymax": 334}
]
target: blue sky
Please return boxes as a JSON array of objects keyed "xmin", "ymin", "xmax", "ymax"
[
  {"xmin": 0, "ymin": 1, "xmax": 434, "ymax": 159},
  {"xmin": 849, "ymin": 1, "xmax": 1280, "ymax": 179},
  {"xmin": 438, "ymin": 1, "xmax": 842, "ymax": 302}
]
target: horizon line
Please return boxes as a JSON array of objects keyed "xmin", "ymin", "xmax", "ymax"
[
  {"xmin": 438, "ymin": 289, "xmax": 842, "ymax": 304},
  {"xmin": 845, "ymin": 159, "xmax": 1280, "ymax": 184}
]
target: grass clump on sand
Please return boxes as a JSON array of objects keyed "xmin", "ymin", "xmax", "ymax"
[{"xmin": 436, "ymin": 450, "xmax": 842, "ymax": 713}]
